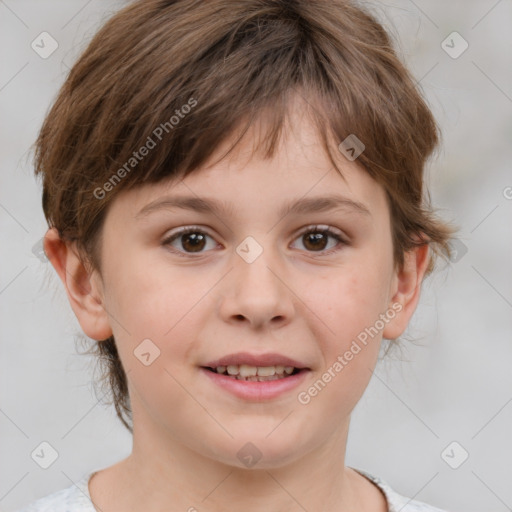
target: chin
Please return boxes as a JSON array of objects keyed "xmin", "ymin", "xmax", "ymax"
[{"xmin": 204, "ymin": 428, "xmax": 304, "ymax": 470}]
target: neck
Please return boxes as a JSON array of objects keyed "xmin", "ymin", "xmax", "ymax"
[{"xmin": 91, "ymin": 415, "xmax": 368, "ymax": 512}]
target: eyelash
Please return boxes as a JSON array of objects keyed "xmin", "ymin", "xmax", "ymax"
[{"xmin": 162, "ymin": 225, "xmax": 348, "ymax": 258}]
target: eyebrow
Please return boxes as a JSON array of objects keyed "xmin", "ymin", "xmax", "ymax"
[{"xmin": 135, "ymin": 194, "xmax": 372, "ymax": 220}]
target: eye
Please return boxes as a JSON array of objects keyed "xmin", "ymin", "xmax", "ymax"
[
  {"xmin": 162, "ymin": 224, "xmax": 348, "ymax": 257},
  {"xmin": 162, "ymin": 226, "xmax": 218, "ymax": 256},
  {"xmin": 291, "ymin": 225, "xmax": 347, "ymax": 255}
]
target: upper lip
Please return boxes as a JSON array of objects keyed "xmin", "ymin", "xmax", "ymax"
[{"xmin": 203, "ymin": 352, "xmax": 310, "ymax": 369}]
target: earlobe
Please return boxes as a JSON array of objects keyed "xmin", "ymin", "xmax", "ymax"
[
  {"xmin": 382, "ymin": 243, "xmax": 430, "ymax": 340},
  {"xmin": 43, "ymin": 227, "xmax": 113, "ymax": 341}
]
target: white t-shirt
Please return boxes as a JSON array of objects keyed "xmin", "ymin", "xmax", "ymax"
[{"xmin": 16, "ymin": 467, "xmax": 450, "ymax": 512}]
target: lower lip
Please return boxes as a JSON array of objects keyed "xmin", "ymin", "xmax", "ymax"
[{"xmin": 200, "ymin": 367, "xmax": 310, "ymax": 401}]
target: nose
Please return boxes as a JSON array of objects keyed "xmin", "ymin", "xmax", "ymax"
[{"xmin": 218, "ymin": 242, "xmax": 295, "ymax": 330}]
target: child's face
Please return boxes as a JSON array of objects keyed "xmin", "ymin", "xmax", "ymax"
[{"xmin": 81, "ymin": 104, "xmax": 417, "ymax": 468}]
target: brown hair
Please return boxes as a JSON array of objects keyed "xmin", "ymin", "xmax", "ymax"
[{"xmin": 34, "ymin": 0, "xmax": 457, "ymax": 432}]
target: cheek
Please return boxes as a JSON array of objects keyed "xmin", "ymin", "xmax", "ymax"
[
  {"xmin": 104, "ymin": 251, "xmax": 206, "ymax": 340},
  {"xmin": 107, "ymin": 256, "xmax": 211, "ymax": 427},
  {"xmin": 100, "ymin": 254, "xmax": 212, "ymax": 405},
  {"xmin": 309, "ymin": 262, "xmax": 391, "ymax": 345},
  {"xmin": 296, "ymin": 270, "xmax": 386, "ymax": 420}
]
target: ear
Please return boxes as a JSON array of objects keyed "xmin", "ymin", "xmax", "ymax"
[
  {"xmin": 382, "ymin": 242, "xmax": 430, "ymax": 340},
  {"xmin": 43, "ymin": 227, "xmax": 113, "ymax": 341}
]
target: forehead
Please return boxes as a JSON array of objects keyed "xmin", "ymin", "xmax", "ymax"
[{"xmin": 110, "ymin": 99, "xmax": 389, "ymax": 222}]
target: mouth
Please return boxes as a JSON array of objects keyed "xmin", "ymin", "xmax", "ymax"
[
  {"xmin": 201, "ymin": 364, "xmax": 304, "ymax": 382},
  {"xmin": 200, "ymin": 352, "xmax": 311, "ymax": 399}
]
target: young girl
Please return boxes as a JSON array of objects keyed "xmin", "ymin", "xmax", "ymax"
[{"xmin": 19, "ymin": 0, "xmax": 457, "ymax": 510}]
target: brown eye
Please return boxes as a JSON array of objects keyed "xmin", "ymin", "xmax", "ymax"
[
  {"xmin": 292, "ymin": 226, "xmax": 347, "ymax": 254},
  {"xmin": 162, "ymin": 225, "xmax": 347, "ymax": 257},
  {"xmin": 179, "ymin": 232, "xmax": 207, "ymax": 252},
  {"xmin": 302, "ymin": 232, "xmax": 329, "ymax": 251},
  {"xmin": 163, "ymin": 227, "xmax": 217, "ymax": 255}
]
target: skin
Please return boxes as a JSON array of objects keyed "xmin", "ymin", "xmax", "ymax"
[{"xmin": 45, "ymin": 97, "xmax": 430, "ymax": 512}]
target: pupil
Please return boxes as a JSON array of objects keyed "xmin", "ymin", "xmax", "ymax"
[
  {"xmin": 304, "ymin": 233, "xmax": 326, "ymax": 251},
  {"xmin": 183, "ymin": 233, "xmax": 205, "ymax": 252},
  {"xmin": 182, "ymin": 232, "xmax": 327, "ymax": 253}
]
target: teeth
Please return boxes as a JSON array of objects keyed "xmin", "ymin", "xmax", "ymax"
[
  {"xmin": 227, "ymin": 365, "xmax": 239, "ymax": 376},
  {"xmin": 239, "ymin": 364, "xmax": 257, "ymax": 377},
  {"xmin": 256, "ymin": 366, "xmax": 275, "ymax": 377},
  {"xmin": 213, "ymin": 364, "xmax": 298, "ymax": 377},
  {"xmin": 236, "ymin": 374, "xmax": 281, "ymax": 381}
]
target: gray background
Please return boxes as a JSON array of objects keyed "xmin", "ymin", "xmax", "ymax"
[{"xmin": 1, "ymin": 1, "xmax": 511, "ymax": 511}]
